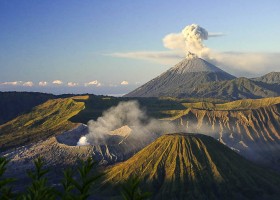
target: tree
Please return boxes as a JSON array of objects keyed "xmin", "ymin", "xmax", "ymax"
[{"xmin": 121, "ymin": 176, "xmax": 151, "ymax": 200}]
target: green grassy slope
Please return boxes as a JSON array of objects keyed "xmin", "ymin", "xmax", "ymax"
[
  {"xmin": 70, "ymin": 95, "xmax": 185, "ymax": 124},
  {"xmin": 182, "ymin": 96, "xmax": 280, "ymax": 110},
  {"xmin": 0, "ymin": 92, "xmax": 56, "ymax": 125},
  {"xmin": 0, "ymin": 97, "xmax": 85, "ymax": 150},
  {"xmin": 100, "ymin": 134, "xmax": 280, "ymax": 200}
]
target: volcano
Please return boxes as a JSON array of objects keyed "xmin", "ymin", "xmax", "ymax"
[
  {"xmin": 125, "ymin": 56, "xmax": 280, "ymax": 100},
  {"xmin": 124, "ymin": 55, "xmax": 235, "ymax": 98},
  {"xmin": 100, "ymin": 133, "xmax": 280, "ymax": 199}
]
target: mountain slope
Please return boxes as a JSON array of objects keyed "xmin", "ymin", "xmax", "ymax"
[
  {"xmin": 125, "ymin": 57, "xmax": 280, "ymax": 100},
  {"xmin": 125, "ymin": 57, "xmax": 235, "ymax": 98},
  {"xmin": 251, "ymin": 72, "xmax": 280, "ymax": 84},
  {"xmin": 0, "ymin": 92, "xmax": 56, "ymax": 125},
  {"xmin": 190, "ymin": 77, "xmax": 279, "ymax": 100},
  {"xmin": 166, "ymin": 97, "xmax": 280, "ymax": 171},
  {"xmin": 101, "ymin": 134, "xmax": 280, "ymax": 199},
  {"xmin": 0, "ymin": 123, "xmax": 158, "ymax": 191},
  {"xmin": 0, "ymin": 96, "xmax": 86, "ymax": 150}
]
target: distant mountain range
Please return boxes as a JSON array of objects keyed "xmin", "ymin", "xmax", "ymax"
[
  {"xmin": 125, "ymin": 56, "xmax": 280, "ymax": 100},
  {"xmin": 99, "ymin": 134, "xmax": 280, "ymax": 199}
]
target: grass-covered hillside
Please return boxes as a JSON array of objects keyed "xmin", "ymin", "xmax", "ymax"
[
  {"xmin": 0, "ymin": 96, "xmax": 86, "ymax": 150},
  {"xmin": 182, "ymin": 96, "xmax": 280, "ymax": 110},
  {"xmin": 163, "ymin": 97, "xmax": 280, "ymax": 171},
  {"xmin": 70, "ymin": 95, "xmax": 185, "ymax": 124},
  {"xmin": 0, "ymin": 92, "xmax": 56, "ymax": 125},
  {"xmin": 100, "ymin": 134, "xmax": 280, "ymax": 200}
]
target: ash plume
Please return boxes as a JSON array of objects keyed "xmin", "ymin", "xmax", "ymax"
[{"xmin": 77, "ymin": 101, "xmax": 176, "ymax": 145}]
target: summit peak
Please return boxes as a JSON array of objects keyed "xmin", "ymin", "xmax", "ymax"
[
  {"xmin": 185, "ymin": 52, "xmax": 198, "ymax": 60},
  {"xmin": 171, "ymin": 57, "xmax": 225, "ymax": 74}
]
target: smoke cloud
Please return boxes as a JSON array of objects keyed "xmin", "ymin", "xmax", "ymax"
[
  {"xmin": 77, "ymin": 101, "xmax": 177, "ymax": 145},
  {"xmin": 182, "ymin": 24, "xmax": 208, "ymax": 56},
  {"xmin": 77, "ymin": 136, "xmax": 89, "ymax": 146},
  {"xmin": 163, "ymin": 24, "xmax": 222, "ymax": 58},
  {"xmin": 109, "ymin": 23, "xmax": 280, "ymax": 76}
]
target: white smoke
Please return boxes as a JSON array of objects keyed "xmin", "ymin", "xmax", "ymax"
[
  {"xmin": 163, "ymin": 24, "xmax": 219, "ymax": 58},
  {"xmin": 77, "ymin": 101, "xmax": 176, "ymax": 145},
  {"xmin": 163, "ymin": 33, "xmax": 186, "ymax": 51},
  {"xmin": 77, "ymin": 136, "xmax": 89, "ymax": 146},
  {"xmin": 182, "ymin": 24, "xmax": 209, "ymax": 56},
  {"xmin": 162, "ymin": 24, "xmax": 280, "ymax": 75},
  {"xmin": 110, "ymin": 23, "xmax": 279, "ymax": 76}
]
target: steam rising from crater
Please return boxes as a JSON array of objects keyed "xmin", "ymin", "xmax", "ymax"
[
  {"xmin": 77, "ymin": 101, "xmax": 176, "ymax": 145},
  {"xmin": 77, "ymin": 136, "xmax": 89, "ymax": 146}
]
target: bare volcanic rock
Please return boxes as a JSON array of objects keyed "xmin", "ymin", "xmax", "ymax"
[
  {"xmin": 125, "ymin": 57, "xmax": 280, "ymax": 100},
  {"xmin": 251, "ymin": 72, "xmax": 280, "ymax": 84},
  {"xmin": 124, "ymin": 57, "xmax": 235, "ymax": 98}
]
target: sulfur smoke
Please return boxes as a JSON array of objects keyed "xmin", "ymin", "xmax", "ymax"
[{"xmin": 77, "ymin": 101, "xmax": 176, "ymax": 146}]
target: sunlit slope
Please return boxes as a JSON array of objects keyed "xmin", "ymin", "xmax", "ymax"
[
  {"xmin": 182, "ymin": 96, "xmax": 280, "ymax": 110},
  {"xmin": 102, "ymin": 134, "xmax": 280, "ymax": 200},
  {"xmin": 0, "ymin": 92, "xmax": 56, "ymax": 125},
  {"xmin": 70, "ymin": 95, "xmax": 185, "ymax": 124},
  {"xmin": 164, "ymin": 97, "xmax": 280, "ymax": 171},
  {"xmin": 0, "ymin": 97, "xmax": 86, "ymax": 150}
]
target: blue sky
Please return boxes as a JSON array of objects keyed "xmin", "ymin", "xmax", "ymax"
[{"xmin": 1, "ymin": 0, "xmax": 280, "ymax": 95}]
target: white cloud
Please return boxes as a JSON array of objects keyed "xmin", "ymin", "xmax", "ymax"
[
  {"xmin": 206, "ymin": 52, "xmax": 280, "ymax": 77},
  {"xmin": 163, "ymin": 30, "xmax": 224, "ymax": 53},
  {"xmin": 108, "ymin": 23, "xmax": 280, "ymax": 77},
  {"xmin": 163, "ymin": 33, "xmax": 186, "ymax": 51},
  {"xmin": 23, "ymin": 81, "xmax": 34, "ymax": 87},
  {"xmin": 0, "ymin": 81, "xmax": 22, "ymax": 86},
  {"xmin": 52, "ymin": 80, "xmax": 63, "ymax": 85},
  {"xmin": 208, "ymin": 32, "xmax": 226, "ymax": 37},
  {"xmin": 77, "ymin": 136, "xmax": 89, "ymax": 146},
  {"xmin": 109, "ymin": 51, "xmax": 183, "ymax": 65},
  {"xmin": 39, "ymin": 81, "xmax": 48, "ymax": 86},
  {"xmin": 110, "ymin": 50, "xmax": 280, "ymax": 76},
  {"xmin": 120, "ymin": 81, "xmax": 129, "ymax": 85},
  {"xmin": 67, "ymin": 82, "xmax": 78, "ymax": 87},
  {"xmin": 84, "ymin": 80, "xmax": 101, "ymax": 87},
  {"xmin": 110, "ymin": 50, "xmax": 280, "ymax": 77}
]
